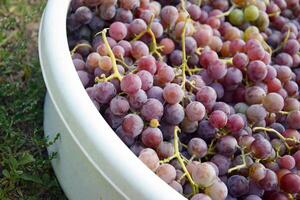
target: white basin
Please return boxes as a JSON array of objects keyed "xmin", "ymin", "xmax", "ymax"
[{"xmin": 38, "ymin": 0, "xmax": 186, "ymax": 200}]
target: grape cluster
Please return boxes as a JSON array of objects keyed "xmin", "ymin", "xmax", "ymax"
[{"xmin": 67, "ymin": 0, "xmax": 300, "ymax": 199}]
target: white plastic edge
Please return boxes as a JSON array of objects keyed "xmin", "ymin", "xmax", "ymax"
[{"xmin": 38, "ymin": 0, "xmax": 186, "ymax": 199}]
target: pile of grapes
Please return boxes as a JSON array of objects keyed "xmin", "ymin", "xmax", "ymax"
[{"xmin": 67, "ymin": 0, "xmax": 300, "ymax": 199}]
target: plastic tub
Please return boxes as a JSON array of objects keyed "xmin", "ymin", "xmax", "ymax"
[{"xmin": 38, "ymin": 1, "xmax": 186, "ymax": 200}]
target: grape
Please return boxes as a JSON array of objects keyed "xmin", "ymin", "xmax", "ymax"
[
  {"xmin": 115, "ymin": 126, "xmax": 135, "ymax": 146},
  {"xmin": 156, "ymin": 163, "xmax": 176, "ymax": 184},
  {"xmin": 193, "ymin": 25, "xmax": 213, "ymax": 47},
  {"xmin": 110, "ymin": 96, "xmax": 130, "ymax": 116},
  {"xmin": 112, "ymin": 45, "xmax": 125, "ymax": 59},
  {"xmin": 188, "ymin": 138, "xmax": 208, "ymax": 158},
  {"xmin": 138, "ymin": 148, "xmax": 160, "ymax": 171},
  {"xmin": 246, "ymin": 104, "xmax": 267, "ymax": 123},
  {"xmin": 136, "ymin": 70, "xmax": 153, "ymax": 91},
  {"xmin": 181, "ymin": 117, "xmax": 198, "ymax": 133},
  {"xmin": 233, "ymin": 52, "xmax": 249, "ymax": 69},
  {"xmin": 141, "ymin": 98, "xmax": 164, "ymax": 121},
  {"xmin": 187, "ymin": 4, "xmax": 201, "ymax": 21},
  {"xmin": 283, "ymin": 39, "xmax": 300, "ymax": 55},
  {"xmin": 249, "ymin": 163, "xmax": 266, "ymax": 182},
  {"xmin": 263, "ymin": 93, "xmax": 284, "ymax": 113},
  {"xmin": 259, "ymin": 169, "xmax": 278, "ymax": 191},
  {"xmin": 234, "ymin": 102, "xmax": 249, "ymax": 114},
  {"xmin": 98, "ymin": 56, "xmax": 112, "ymax": 71},
  {"xmin": 159, "ymin": 38, "xmax": 175, "ymax": 55},
  {"xmin": 74, "ymin": 6, "xmax": 93, "ymax": 24},
  {"xmin": 267, "ymin": 78, "xmax": 282, "ymax": 92},
  {"xmin": 199, "ymin": 49, "xmax": 218, "ymax": 68},
  {"xmin": 131, "ymin": 41, "xmax": 149, "ymax": 60},
  {"xmin": 129, "ymin": 19, "xmax": 147, "ymax": 36},
  {"xmin": 120, "ymin": 0, "xmax": 139, "ymax": 10},
  {"xmin": 207, "ymin": 59, "xmax": 227, "ymax": 80},
  {"xmin": 216, "ymin": 136, "xmax": 237, "ymax": 157},
  {"xmin": 278, "ymin": 155, "xmax": 296, "ymax": 170},
  {"xmin": 156, "ymin": 64, "xmax": 175, "ymax": 84},
  {"xmin": 287, "ymin": 111, "xmax": 300, "ymax": 129},
  {"xmin": 93, "ymin": 82, "xmax": 116, "ymax": 104},
  {"xmin": 229, "ymin": 8, "xmax": 244, "ymax": 26},
  {"xmin": 227, "ymin": 114, "xmax": 244, "ymax": 132},
  {"xmin": 191, "ymin": 193, "xmax": 212, "ymax": 200},
  {"xmin": 130, "ymin": 142, "xmax": 144, "ymax": 156},
  {"xmin": 100, "ymin": 4, "xmax": 116, "ymax": 20},
  {"xmin": 109, "ymin": 22, "xmax": 127, "ymax": 41},
  {"xmin": 250, "ymin": 138, "xmax": 272, "ymax": 159},
  {"xmin": 122, "ymin": 114, "xmax": 144, "ymax": 137},
  {"xmin": 227, "ymin": 175, "xmax": 249, "ymax": 197},
  {"xmin": 210, "ymin": 83, "xmax": 224, "ymax": 100},
  {"xmin": 185, "ymin": 102, "xmax": 206, "ymax": 122},
  {"xmin": 121, "ymin": 74, "xmax": 142, "ymax": 94},
  {"xmin": 160, "ymin": 6, "xmax": 179, "ymax": 27},
  {"xmin": 183, "ymin": 37, "xmax": 197, "ymax": 55},
  {"xmin": 223, "ymin": 67, "xmax": 243, "ymax": 87},
  {"xmin": 151, "ymin": 22, "xmax": 163, "ymax": 38},
  {"xmin": 146, "ymin": 86, "xmax": 164, "ymax": 103},
  {"xmin": 86, "ymin": 52, "xmax": 100, "ymax": 69},
  {"xmin": 247, "ymin": 61, "xmax": 268, "ymax": 82},
  {"xmin": 284, "ymin": 81, "xmax": 299, "ymax": 96},
  {"xmin": 209, "ymin": 36, "xmax": 223, "ymax": 52},
  {"xmin": 211, "ymin": 154, "xmax": 231, "ymax": 176},
  {"xmin": 163, "ymin": 83, "xmax": 184, "ymax": 105},
  {"xmin": 164, "ymin": 103, "xmax": 185, "ymax": 125},
  {"xmin": 213, "ymin": 102, "xmax": 231, "ymax": 115},
  {"xmin": 196, "ymin": 86, "xmax": 217, "ymax": 111},
  {"xmin": 209, "ymin": 110, "xmax": 227, "ymax": 129},
  {"xmin": 117, "ymin": 40, "xmax": 132, "ymax": 56},
  {"xmin": 129, "ymin": 89, "xmax": 147, "ymax": 109},
  {"xmin": 197, "ymin": 120, "xmax": 217, "ymax": 142},
  {"xmin": 169, "ymin": 50, "xmax": 183, "ymax": 66},
  {"xmin": 192, "ymin": 162, "xmax": 217, "ymax": 187},
  {"xmin": 276, "ymin": 52, "xmax": 293, "ymax": 67},
  {"xmin": 169, "ymin": 180, "xmax": 183, "ymax": 194},
  {"xmin": 137, "ymin": 55, "xmax": 157, "ymax": 75},
  {"xmin": 204, "ymin": 178, "xmax": 228, "ymax": 200},
  {"xmin": 115, "ymin": 8, "xmax": 133, "ymax": 23},
  {"xmin": 174, "ymin": 21, "xmax": 194, "ymax": 38},
  {"xmin": 277, "ymin": 65, "xmax": 292, "ymax": 83},
  {"xmin": 77, "ymin": 70, "xmax": 90, "ymax": 87},
  {"xmin": 141, "ymin": 127, "xmax": 163, "ymax": 149},
  {"xmin": 157, "ymin": 142, "xmax": 174, "ymax": 159}
]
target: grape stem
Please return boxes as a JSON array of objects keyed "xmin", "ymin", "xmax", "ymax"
[
  {"xmin": 252, "ymin": 127, "xmax": 300, "ymax": 152},
  {"xmin": 220, "ymin": 57, "xmax": 233, "ymax": 65},
  {"xmin": 268, "ymin": 11, "xmax": 280, "ymax": 17},
  {"xmin": 95, "ymin": 29, "xmax": 123, "ymax": 82},
  {"xmin": 215, "ymin": 4, "xmax": 236, "ymax": 18},
  {"xmin": 173, "ymin": 126, "xmax": 199, "ymax": 194},
  {"xmin": 131, "ymin": 15, "xmax": 163, "ymax": 59},
  {"xmin": 180, "ymin": 17, "xmax": 190, "ymax": 89},
  {"xmin": 228, "ymin": 147, "xmax": 247, "ymax": 173},
  {"xmin": 273, "ymin": 28, "xmax": 290, "ymax": 54},
  {"xmin": 71, "ymin": 43, "xmax": 92, "ymax": 55},
  {"xmin": 278, "ymin": 111, "xmax": 289, "ymax": 115}
]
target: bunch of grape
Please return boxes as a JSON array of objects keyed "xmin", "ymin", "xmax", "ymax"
[{"xmin": 67, "ymin": 0, "xmax": 300, "ymax": 199}]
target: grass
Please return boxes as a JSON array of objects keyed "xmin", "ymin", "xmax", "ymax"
[{"xmin": 0, "ymin": 0, "xmax": 66, "ymax": 199}]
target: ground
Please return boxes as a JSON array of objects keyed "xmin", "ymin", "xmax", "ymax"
[{"xmin": 0, "ymin": 0, "xmax": 66, "ymax": 199}]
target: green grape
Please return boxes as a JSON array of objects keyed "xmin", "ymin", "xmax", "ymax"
[
  {"xmin": 254, "ymin": 11, "xmax": 269, "ymax": 31},
  {"xmin": 244, "ymin": 5, "xmax": 259, "ymax": 22},
  {"xmin": 229, "ymin": 8, "xmax": 244, "ymax": 26}
]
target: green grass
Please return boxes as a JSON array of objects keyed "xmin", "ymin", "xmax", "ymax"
[{"xmin": 0, "ymin": 0, "xmax": 66, "ymax": 199}]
